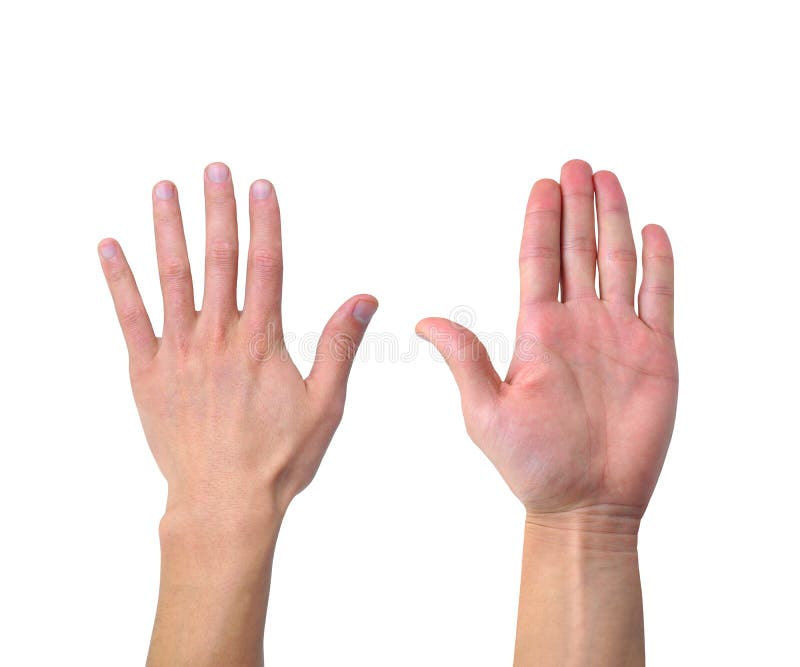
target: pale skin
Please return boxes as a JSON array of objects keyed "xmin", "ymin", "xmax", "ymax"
[
  {"xmin": 98, "ymin": 162, "xmax": 378, "ymax": 666},
  {"xmin": 417, "ymin": 159, "xmax": 678, "ymax": 666},
  {"xmin": 101, "ymin": 159, "xmax": 675, "ymax": 665}
]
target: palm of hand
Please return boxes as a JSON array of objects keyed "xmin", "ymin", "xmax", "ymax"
[
  {"xmin": 482, "ymin": 299, "xmax": 677, "ymax": 514},
  {"xmin": 419, "ymin": 161, "xmax": 677, "ymax": 517}
]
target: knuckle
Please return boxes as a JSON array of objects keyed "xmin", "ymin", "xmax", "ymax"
[
  {"xmin": 643, "ymin": 282, "xmax": 674, "ymax": 297},
  {"xmin": 106, "ymin": 263, "xmax": 130, "ymax": 284},
  {"xmin": 159, "ymin": 257, "xmax": 191, "ymax": 283},
  {"xmin": 154, "ymin": 209, "xmax": 178, "ymax": 227},
  {"xmin": 250, "ymin": 249, "xmax": 283, "ymax": 281},
  {"xmin": 600, "ymin": 204, "xmax": 629, "ymax": 217},
  {"xmin": 646, "ymin": 253, "xmax": 674, "ymax": 266},
  {"xmin": 562, "ymin": 234, "xmax": 596, "ymax": 255},
  {"xmin": 524, "ymin": 206, "xmax": 559, "ymax": 221},
  {"xmin": 519, "ymin": 244, "xmax": 559, "ymax": 262},
  {"xmin": 171, "ymin": 331, "xmax": 194, "ymax": 356},
  {"xmin": 436, "ymin": 330, "xmax": 481, "ymax": 361},
  {"xmin": 604, "ymin": 248, "xmax": 637, "ymax": 264},
  {"xmin": 325, "ymin": 332, "xmax": 358, "ymax": 363},
  {"xmin": 452, "ymin": 333, "xmax": 479, "ymax": 356},
  {"xmin": 562, "ymin": 190, "xmax": 594, "ymax": 205},
  {"xmin": 205, "ymin": 320, "xmax": 233, "ymax": 347},
  {"xmin": 118, "ymin": 304, "xmax": 145, "ymax": 329},
  {"xmin": 206, "ymin": 190, "xmax": 233, "ymax": 209},
  {"xmin": 206, "ymin": 239, "xmax": 238, "ymax": 267}
]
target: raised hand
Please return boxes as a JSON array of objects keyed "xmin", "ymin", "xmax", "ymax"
[
  {"xmin": 418, "ymin": 159, "xmax": 676, "ymax": 666},
  {"xmin": 98, "ymin": 163, "xmax": 377, "ymax": 666},
  {"xmin": 417, "ymin": 159, "xmax": 677, "ymax": 522}
]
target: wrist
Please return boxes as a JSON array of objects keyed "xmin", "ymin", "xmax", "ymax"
[
  {"xmin": 161, "ymin": 476, "xmax": 287, "ymax": 536},
  {"xmin": 158, "ymin": 490, "xmax": 285, "ymax": 585},
  {"xmin": 516, "ymin": 505, "xmax": 645, "ymax": 665},
  {"xmin": 150, "ymin": 507, "xmax": 279, "ymax": 667},
  {"xmin": 524, "ymin": 504, "xmax": 641, "ymax": 554}
]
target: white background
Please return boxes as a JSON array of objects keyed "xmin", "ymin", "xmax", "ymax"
[{"xmin": 1, "ymin": 1, "xmax": 798, "ymax": 665}]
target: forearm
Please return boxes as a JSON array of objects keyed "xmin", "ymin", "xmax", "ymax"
[
  {"xmin": 146, "ymin": 500, "xmax": 284, "ymax": 667},
  {"xmin": 513, "ymin": 506, "xmax": 644, "ymax": 667}
]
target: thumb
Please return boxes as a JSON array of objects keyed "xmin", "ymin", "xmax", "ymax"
[
  {"xmin": 305, "ymin": 294, "xmax": 378, "ymax": 406},
  {"xmin": 415, "ymin": 317, "xmax": 502, "ymax": 407}
]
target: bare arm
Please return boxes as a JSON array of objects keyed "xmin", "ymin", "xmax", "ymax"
[
  {"xmin": 98, "ymin": 163, "xmax": 378, "ymax": 666},
  {"xmin": 417, "ymin": 159, "xmax": 677, "ymax": 666},
  {"xmin": 515, "ymin": 508, "xmax": 643, "ymax": 666}
]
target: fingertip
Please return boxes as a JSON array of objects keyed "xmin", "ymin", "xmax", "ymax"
[
  {"xmin": 351, "ymin": 293, "xmax": 378, "ymax": 307},
  {"xmin": 205, "ymin": 162, "xmax": 230, "ymax": 183},
  {"xmin": 531, "ymin": 177, "xmax": 560, "ymax": 191},
  {"xmin": 641, "ymin": 224, "xmax": 673, "ymax": 250},
  {"xmin": 415, "ymin": 317, "xmax": 433, "ymax": 337},
  {"xmin": 153, "ymin": 180, "xmax": 176, "ymax": 201},
  {"xmin": 592, "ymin": 170, "xmax": 622, "ymax": 188},
  {"xmin": 561, "ymin": 158, "xmax": 593, "ymax": 177},
  {"xmin": 642, "ymin": 223, "xmax": 667, "ymax": 237},
  {"xmin": 528, "ymin": 178, "xmax": 561, "ymax": 209},
  {"xmin": 559, "ymin": 159, "xmax": 595, "ymax": 202},
  {"xmin": 415, "ymin": 316, "xmax": 452, "ymax": 336},
  {"xmin": 352, "ymin": 295, "xmax": 378, "ymax": 325},
  {"xmin": 593, "ymin": 171, "xmax": 629, "ymax": 214},
  {"xmin": 98, "ymin": 238, "xmax": 118, "ymax": 260},
  {"xmin": 592, "ymin": 169, "xmax": 618, "ymax": 180},
  {"xmin": 250, "ymin": 179, "xmax": 274, "ymax": 201}
]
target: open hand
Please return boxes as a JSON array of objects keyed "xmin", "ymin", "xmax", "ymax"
[
  {"xmin": 99, "ymin": 163, "xmax": 378, "ymax": 529},
  {"xmin": 417, "ymin": 160, "xmax": 677, "ymax": 523}
]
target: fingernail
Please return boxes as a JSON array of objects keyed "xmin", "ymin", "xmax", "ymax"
[
  {"xmin": 251, "ymin": 179, "xmax": 272, "ymax": 200},
  {"xmin": 353, "ymin": 299, "xmax": 378, "ymax": 325},
  {"xmin": 100, "ymin": 241, "xmax": 116, "ymax": 259},
  {"xmin": 207, "ymin": 163, "xmax": 229, "ymax": 183},
  {"xmin": 155, "ymin": 181, "xmax": 174, "ymax": 200}
]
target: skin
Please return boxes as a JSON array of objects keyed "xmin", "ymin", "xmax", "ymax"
[
  {"xmin": 98, "ymin": 162, "xmax": 378, "ymax": 666},
  {"xmin": 417, "ymin": 159, "xmax": 677, "ymax": 666}
]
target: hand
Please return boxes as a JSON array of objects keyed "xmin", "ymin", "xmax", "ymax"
[
  {"xmin": 99, "ymin": 163, "xmax": 377, "ymax": 526},
  {"xmin": 99, "ymin": 163, "xmax": 377, "ymax": 665},
  {"xmin": 417, "ymin": 160, "xmax": 677, "ymax": 524}
]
